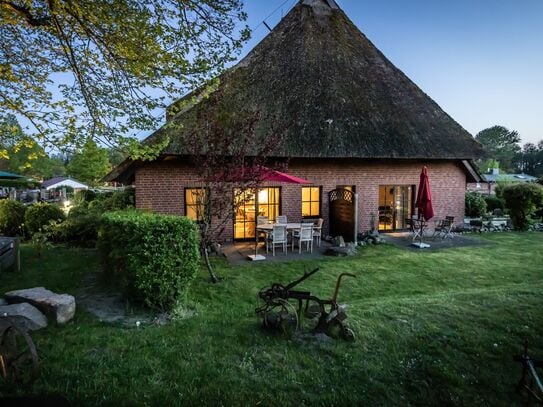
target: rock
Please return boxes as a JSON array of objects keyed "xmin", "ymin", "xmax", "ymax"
[
  {"xmin": 0, "ymin": 298, "xmax": 7, "ymax": 306},
  {"xmin": 5, "ymin": 287, "xmax": 76, "ymax": 324},
  {"xmin": 331, "ymin": 236, "xmax": 345, "ymax": 247},
  {"xmin": 0, "ymin": 303, "xmax": 48, "ymax": 330},
  {"xmin": 325, "ymin": 243, "xmax": 357, "ymax": 257}
]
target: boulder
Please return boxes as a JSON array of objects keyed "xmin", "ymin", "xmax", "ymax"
[
  {"xmin": 331, "ymin": 236, "xmax": 346, "ymax": 247},
  {"xmin": 325, "ymin": 243, "xmax": 357, "ymax": 257},
  {"xmin": 0, "ymin": 303, "xmax": 48, "ymax": 330},
  {"xmin": 5, "ymin": 287, "xmax": 75, "ymax": 324}
]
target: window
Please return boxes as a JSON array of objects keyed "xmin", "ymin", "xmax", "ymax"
[
  {"xmin": 185, "ymin": 188, "xmax": 207, "ymax": 222},
  {"xmin": 233, "ymin": 187, "xmax": 280, "ymax": 240},
  {"xmin": 302, "ymin": 186, "xmax": 321, "ymax": 217},
  {"xmin": 378, "ymin": 185, "xmax": 413, "ymax": 231}
]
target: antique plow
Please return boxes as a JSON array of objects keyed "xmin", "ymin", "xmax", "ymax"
[
  {"xmin": 513, "ymin": 340, "xmax": 543, "ymax": 403},
  {"xmin": 0, "ymin": 315, "xmax": 39, "ymax": 384},
  {"xmin": 255, "ymin": 267, "xmax": 356, "ymax": 340}
]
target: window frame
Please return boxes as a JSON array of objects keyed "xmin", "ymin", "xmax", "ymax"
[
  {"xmin": 301, "ymin": 186, "xmax": 322, "ymax": 218},
  {"xmin": 184, "ymin": 187, "xmax": 208, "ymax": 223}
]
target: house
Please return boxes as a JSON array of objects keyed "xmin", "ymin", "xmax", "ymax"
[
  {"xmin": 106, "ymin": 0, "xmax": 483, "ymax": 242},
  {"xmin": 467, "ymin": 168, "xmax": 538, "ymax": 195}
]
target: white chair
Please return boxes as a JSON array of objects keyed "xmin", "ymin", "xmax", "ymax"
[
  {"xmin": 267, "ymin": 224, "xmax": 288, "ymax": 256},
  {"xmin": 275, "ymin": 215, "xmax": 287, "ymax": 224},
  {"xmin": 312, "ymin": 218, "xmax": 324, "ymax": 247},
  {"xmin": 292, "ymin": 224, "xmax": 313, "ymax": 253},
  {"xmin": 257, "ymin": 215, "xmax": 270, "ymax": 241}
]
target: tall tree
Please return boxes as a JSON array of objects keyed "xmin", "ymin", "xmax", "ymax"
[
  {"xmin": 66, "ymin": 139, "xmax": 110, "ymax": 185},
  {"xmin": 0, "ymin": 113, "xmax": 65, "ymax": 178},
  {"xmin": 514, "ymin": 141, "xmax": 543, "ymax": 177},
  {"xmin": 0, "ymin": 0, "xmax": 249, "ymax": 153},
  {"xmin": 475, "ymin": 126, "xmax": 521, "ymax": 173}
]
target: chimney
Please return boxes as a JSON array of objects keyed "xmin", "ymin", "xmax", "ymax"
[{"xmin": 491, "ymin": 168, "xmax": 499, "ymax": 175}]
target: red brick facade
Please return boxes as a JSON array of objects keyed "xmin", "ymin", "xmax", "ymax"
[{"xmin": 135, "ymin": 158, "xmax": 467, "ymax": 242}]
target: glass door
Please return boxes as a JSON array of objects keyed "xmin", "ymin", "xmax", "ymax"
[
  {"xmin": 234, "ymin": 187, "xmax": 280, "ymax": 240},
  {"xmin": 378, "ymin": 185, "xmax": 413, "ymax": 231}
]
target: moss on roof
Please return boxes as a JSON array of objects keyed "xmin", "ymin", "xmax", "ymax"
[{"xmin": 148, "ymin": 0, "xmax": 484, "ymax": 160}]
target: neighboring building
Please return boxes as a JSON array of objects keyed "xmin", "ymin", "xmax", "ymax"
[
  {"xmin": 42, "ymin": 177, "xmax": 89, "ymax": 191},
  {"xmin": 107, "ymin": 0, "xmax": 483, "ymax": 242},
  {"xmin": 467, "ymin": 168, "xmax": 538, "ymax": 195}
]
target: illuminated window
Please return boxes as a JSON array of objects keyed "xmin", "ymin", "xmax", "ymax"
[
  {"xmin": 185, "ymin": 188, "xmax": 207, "ymax": 222},
  {"xmin": 302, "ymin": 186, "xmax": 321, "ymax": 217}
]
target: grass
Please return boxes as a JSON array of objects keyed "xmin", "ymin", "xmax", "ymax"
[{"xmin": 1, "ymin": 233, "xmax": 542, "ymax": 405}]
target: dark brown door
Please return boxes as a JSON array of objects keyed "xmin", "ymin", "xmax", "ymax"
[{"xmin": 328, "ymin": 188, "xmax": 355, "ymax": 241}]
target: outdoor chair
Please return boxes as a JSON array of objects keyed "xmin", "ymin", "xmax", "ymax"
[
  {"xmin": 275, "ymin": 215, "xmax": 287, "ymax": 224},
  {"xmin": 408, "ymin": 217, "xmax": 422, "ymax": 241},
  {"xmin": 291, "ymin": 224, "xmax": 313, "ymax": 254},
  {"xmin": 432, "ymin": 216, "xmax": 455, "ymax": 240},
  {"xmin": 257, "ymin": 216, "xmax": 270, "ymax": 241},
  {"xmin": 312, "ymin": 218, "xmax": 324, "ymax": 247},
  {"xmin": 266, "ymin": 224, "xmax": 288, "ymax": 256}
]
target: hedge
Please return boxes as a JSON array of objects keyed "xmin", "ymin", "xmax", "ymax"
[
  {"xmin": 0, "ymin": 200, "xmax": 26, "ymax": 236},
  {"xmin": 24, "ymin": 203, "xmax": 65, "ymax": 235},
  {"xmin": 501, "ymin": 183, "xmax": 543, "ymax": 230},
  {"xmin": 99, "ymin": 211, "xmax": 200, "ymax": 310},
  {"xmin": 465, "ymin": 192, "xmax": 487, "ymax": 217}
]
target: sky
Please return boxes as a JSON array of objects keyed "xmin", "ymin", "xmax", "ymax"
[{"xmin": 239, "ymin": 0, "xmax": 543, "ymax": 145}]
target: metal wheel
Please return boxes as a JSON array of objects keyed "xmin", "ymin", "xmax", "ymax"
[
  {"xmin": 261, "ymin": 298, "xmax": 299, "ymax": 336},
  {"xmin": 0, "ymin": 324, "xmax": 39, "ymax": 384}
]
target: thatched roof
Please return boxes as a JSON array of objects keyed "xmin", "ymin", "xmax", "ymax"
[
  {"xmin": 105, "ymin": 0, "xmax": 484, "ymax": 185},
  {"xmin": 145, "ymin": 0, "xmax": 483, "ymax": 161}
]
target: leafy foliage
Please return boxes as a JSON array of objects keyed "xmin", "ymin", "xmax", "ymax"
[
  {"xmin": 66, "ymin": 139, "xmax": 111, "ymax": 185},
  {"xmin": 514, "ymin": 140, "xmax": 543, "ymax": 177},
  {"xmin": 0, "ymin": 0, "xmax": 249, "ymax": 152},
  {"xmin": 99, "ymin": 211, "xmax": 200, "ymax": 310},
  {"xmin": 0, "ymin": 199, "xmax": 25, "ymax": 235},
  {"xmin": 475, "ymin": 126, "xmax": 521, "ymax": 173},
  {"xmin": 465, "ymin": 191, "xmax": 487, "ymax": 217},
  {"xmin": 501, "ymin": 183, "xmax": 543, "ymax": 230},
  {"xmin": 483, "ymin": 195, "xmax": 505, "ymax": 214},
  {"xmin": 0, "ymin": 114, "xmax": 66, "ymax": 178},
  {"xmin": 49, "ymin": 189, "xmax": 134, "ymax": 244},
  {"xmin": 24, "ymin": 202, "xmax": 65, "ymax": 235}
]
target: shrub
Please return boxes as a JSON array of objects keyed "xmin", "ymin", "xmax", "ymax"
[
  {"xmin": 0, "ymin": 200, "xmax": 26, "ymax": 236},
  {"xmin": 483, "ymin": 195, "xmax": 505, "ymax": 214},
  {"xmin": 51, "ymin": 188, "xmax": 135, "ymax": 245},
  {"xmin": 99, "ymin": 211, "xmax": 200, "ymax": 310},
  {"xmin": 73, "ymin": 189, "xmax": 97, "ymax": 206},
  {"xmin": 48, "ymin": 205, "xmax": 101, "ymax": 245},
  {"xmin": 465, "ymin": 191, "xmax": 487, "ymax": 217},
  {"xmin": 501, "ymin": 183, "xmax": 543, "ymax": 230},
  {"xmin": 24, "ymin": 203, "xmax": 66, "ymax": 236}
]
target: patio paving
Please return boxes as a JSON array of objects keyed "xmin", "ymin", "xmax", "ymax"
[
  {"xmin": 223, "ymin": 240, "xmax": 334, "ymax": 266},
  {"xmin": 222, "ymin": 232, "xmax": 489, "ymax": 265},
  {"xmin": 384, "ymin": 232, "xmax": 489, "ymax": 251}
]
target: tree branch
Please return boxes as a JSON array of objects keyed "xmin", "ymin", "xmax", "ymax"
[{"xmin": 0, "ymin": 0, "xmax": 51, "ymax": 26}]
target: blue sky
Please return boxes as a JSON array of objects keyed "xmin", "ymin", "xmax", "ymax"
[{"xmin": 240, "ymin": 0, "xmax": 543, "ymax": 145}]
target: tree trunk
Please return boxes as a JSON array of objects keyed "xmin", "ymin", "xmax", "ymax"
[{"xmin": 203, "ymin": 246, "xmax": 219, "ymax": 283}]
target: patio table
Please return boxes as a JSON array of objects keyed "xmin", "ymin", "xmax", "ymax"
[{"xmin": 256, "ymin": 223, "xmax": 304, "ymax": 251}]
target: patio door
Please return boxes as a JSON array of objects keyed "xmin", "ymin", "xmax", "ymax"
[
  {"xmin": 234, "ymin": 187, "xmax": 280, "ymax": 240},
  {"xmin": 378, "ymin": 185, "xmax": 414, "ymax": 231}
]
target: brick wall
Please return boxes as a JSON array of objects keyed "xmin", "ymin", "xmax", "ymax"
[{"xmin": 135, "ymin": 159, "xmax": 467, "ymax": 242}]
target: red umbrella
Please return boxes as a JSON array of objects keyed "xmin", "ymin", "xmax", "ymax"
[
  {"xmin": 261, "ymin": 168, "xmax": 311, "ymax": 184},
  {"xmin": 415, "ymin": 166, "xmax": 434, "ymax": 221}
]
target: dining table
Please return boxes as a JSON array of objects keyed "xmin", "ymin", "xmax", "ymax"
[{"xmin": 255, "ymin": 222, "xmax": 305, "ymax": 247}]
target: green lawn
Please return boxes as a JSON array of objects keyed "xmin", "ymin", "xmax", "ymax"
[{"xmin": 1, "ymin": 233, "xmax": 542, "ymax": 405}]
